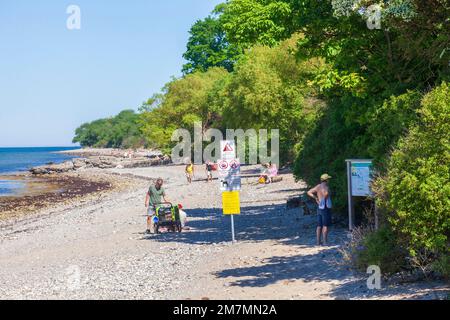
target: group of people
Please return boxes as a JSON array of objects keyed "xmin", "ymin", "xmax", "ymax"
[
  {"xmin": 184, "ymin": 161, "xmax": 215, "ymax": 184},
  {"xmin": 144, "ymin": 161, "xmax": 334, "ymax": 246}
]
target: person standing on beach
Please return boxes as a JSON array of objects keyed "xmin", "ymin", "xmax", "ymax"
[
  {"xmin": 205, "ymin": 161, "xmax": 213, "ymax": 183},
  {"xmin": 145, "ymin": 178, "xmax": 169, "ymax": 234},
  {"xmin": 307, "ymin": 174, "xmax": 333, "ymax": 246},
  {"xmin": 185, "ymin": 162, "xmax": 194, "ymax": 184}
]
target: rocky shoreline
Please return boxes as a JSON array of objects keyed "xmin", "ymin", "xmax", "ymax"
[
  {"xmin": 0, "ymin": 169, "xmax": 143, "ymax": 222},
  {"xmin": 30, "ymin": 148, "xmax": 171, "ymax": 175}
]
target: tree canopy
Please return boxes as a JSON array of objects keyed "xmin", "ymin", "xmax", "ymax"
[
  {"xmin": 73, "ymin": 110, "xmax": 143, "ymax": 148},
  {"xmin": 182, "ymin": 15, "xmax": 240, "ymax": 74}
]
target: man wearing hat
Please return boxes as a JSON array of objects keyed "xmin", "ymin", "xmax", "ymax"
[{"xmin": 307, "ymin": 173, "xmax": 333, "ymax": 245}]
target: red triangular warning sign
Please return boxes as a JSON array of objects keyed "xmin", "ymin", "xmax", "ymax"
[{"xmin": 223, "ymin": 143, "xmax": 233, "ymax": 152}]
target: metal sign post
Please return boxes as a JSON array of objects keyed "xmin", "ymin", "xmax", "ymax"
[
  {"xmin": 220, "ymin": 141, "xmax": 241, "ymax": 243},
  {"xmin": 346, "ymin": 160, "xmax": 355, "ymax": 231},
  {"xmin": 346, "ymin": 159, "xmax": 373, "ymax": 231},
  {"xmin": 222, "ymin": 190, "xmax": 240, "ymax": 243}
]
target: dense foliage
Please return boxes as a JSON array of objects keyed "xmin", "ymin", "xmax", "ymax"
[
  {"xmin": 73, "ymin": 110, "xmax": 143, "ymax": 149},
  {"xmin": 222, "ymin": 36, "xmax": 324, "ymax": 163},
  {"xmin": 292, "ymin": 0, "xmax": 449, "ymax": 211},
  {"xmin": 373, "ymin": 83, "xmax": 450, "ymax": 258},
  {"xmin": 182, "ymin": 15, "xmax": 240, "ymax": 74},
  {"xmin": 139, "ymin": 67, "xmax": 230, "ymax": 154}
]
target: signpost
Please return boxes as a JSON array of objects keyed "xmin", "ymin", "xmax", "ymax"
[
  {"xmin": 219, "ymin": 140, "xmax": 241, "ymax": 243},
  {"xmin": 218, "ymin": 159, "xmax": 241, "ymax": 191},
  {"xmin": 346, "ymin": 159, "xmax": 373, "ymax": 231}
]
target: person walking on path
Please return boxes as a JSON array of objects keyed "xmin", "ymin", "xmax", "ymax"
[
  {"xmin": 307, "ymin": 174, "xmax": 333, "ymax": 246},
  {"xmin": 145, "ymin": 178, "xmax": 169, "ymax": 234}
]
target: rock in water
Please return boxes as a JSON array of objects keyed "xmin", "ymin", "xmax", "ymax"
[{"xmin": 30, "ymin": 161, "xmax": 74, "ymax": 175}]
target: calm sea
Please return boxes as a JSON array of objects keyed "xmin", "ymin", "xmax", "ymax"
[{"xmin": 0, "ymin": 147, "xmax": 80, "ymax": 196}]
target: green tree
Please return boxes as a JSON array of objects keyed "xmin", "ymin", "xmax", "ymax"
[
  {"xmin": 222, "ymin": 35, "xmax": 324, "ymax": 163},
  {"xmin": 182, "ymin": 15, "xmax": 240, "ymax": 74},
  {"xmin": 73, "ymin": 110, "xmax": 143, "ymax": 148},
  {"xmin": 219, "ymin": 0, "xmax": 294, "ymax": 48},
  {"xmin": 139, "ymin": 68, "xmax": 230, "ymax": 153}
]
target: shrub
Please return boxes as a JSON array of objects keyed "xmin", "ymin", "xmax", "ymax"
[
  {"xmin": 373, "ymin": 82, "xmax": 450, "ymax": 257},
  {"xmin": 356, "ymin": 226, "xmax": 407, "ymax": 275},
  {"xmin": 432, "ymin": 254, "xmax": 450, "ymax": 279}
]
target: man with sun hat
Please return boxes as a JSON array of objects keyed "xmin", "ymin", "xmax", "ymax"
[{"xmin": 307, "ymin": 173, "xmax": 333, "ymax": 245}]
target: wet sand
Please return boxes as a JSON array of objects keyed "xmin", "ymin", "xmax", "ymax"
[{"xmin": 0, "ymin": 173, "xmax": 113, "ymax": 221}]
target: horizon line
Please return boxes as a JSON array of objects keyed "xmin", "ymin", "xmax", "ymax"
[{"xmin": 0, "ymin": 145, "xmax": 81, "ymax": 148}]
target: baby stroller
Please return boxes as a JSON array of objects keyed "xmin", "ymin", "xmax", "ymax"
[{"xmin": 153, "ymin": 202, "xmax": 182, "ymax": 234}]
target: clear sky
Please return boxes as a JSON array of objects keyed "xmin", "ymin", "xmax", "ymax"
[{"xmin": 0, "ymin": 0, "xmax": 222, "ymax": 147}]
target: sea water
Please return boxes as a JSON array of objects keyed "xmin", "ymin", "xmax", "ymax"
[{"xmin": 0, "ymin": 147, "xmax": 80, "ymax": 196}]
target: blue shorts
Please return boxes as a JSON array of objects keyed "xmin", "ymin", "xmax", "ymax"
[{"xmin": 317, "ymin": 207, "xmax": 332, "ymax": 227}]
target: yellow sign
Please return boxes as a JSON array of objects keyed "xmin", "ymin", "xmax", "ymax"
[{"xmin": 222, "ymin": 191, "xmax": 240, "ymax": 215}]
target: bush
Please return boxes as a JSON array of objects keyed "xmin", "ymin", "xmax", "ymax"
[
  {"xmin": 373, "ymin": 82, "xmax": 450, "ymax": 257},
  {"xmin": 432, "ymin": 254, "xmax": 450, "ymax": 279},
  {"xmin": 356, "ymin": 226, "xmax": 407, "ymax": 275}
]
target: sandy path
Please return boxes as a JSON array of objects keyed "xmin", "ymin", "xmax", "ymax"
[{"xmin": 0, "ymin": 165, "xmax": 447, "ymax": 300}]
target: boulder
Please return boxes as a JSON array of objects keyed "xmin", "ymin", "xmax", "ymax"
[
  {"xmin": 30, "ymin": 161, "xmax": 74, "ymax": 175},
  {"xmin": 73, "ymin": 158, "xmax": 87, "ymax": 169},
  {"xmin": 30, "ymin": 166, "xmax": 50, "ymax": 175}
]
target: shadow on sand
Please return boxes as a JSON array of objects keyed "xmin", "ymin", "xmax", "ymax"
[
  {"xmin": 145, "ymin": 202, "xmax": 442, "ymax": 299},
  {"xmin": 147, "ymin": 203, "xmax": 312, "ymax": 245}
]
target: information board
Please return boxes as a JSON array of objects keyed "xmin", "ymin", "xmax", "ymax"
[{"xmin": 351, "ymin": 161, "xmax": 373, "ymax": 196}]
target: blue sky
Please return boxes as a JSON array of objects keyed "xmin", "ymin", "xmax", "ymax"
[{"xmin": 0, "ymin": 0, "xmax": 222, "ymax": 147}]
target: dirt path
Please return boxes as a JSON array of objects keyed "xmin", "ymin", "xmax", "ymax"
[{"xmin": 0, "ymin": 165, "xmax": 447, "ymax": 300}]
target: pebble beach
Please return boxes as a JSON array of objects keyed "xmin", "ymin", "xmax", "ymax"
[{"xmin": 0, "ymin": 164, "xmax": 447, "ymax": 300}]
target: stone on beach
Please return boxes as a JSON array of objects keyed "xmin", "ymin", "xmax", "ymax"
[
  {"xmin": 30, "ymin": 161, "xmax": 74, "ymax": 174},
  {"xmin": 29, "ymin": 148, "xmax": 171, "ymax": 175}
]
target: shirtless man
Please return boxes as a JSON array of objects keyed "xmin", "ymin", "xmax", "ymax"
[{"xmin": 307, "ymin": 174, "xmax": 333, "ymax": 245}]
